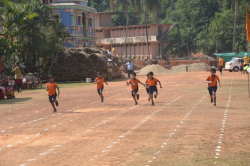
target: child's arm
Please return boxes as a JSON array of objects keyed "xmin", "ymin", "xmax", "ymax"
[
  {"xmin": 56, "ymin": 86, "xmax": 60, "ymax": 97},
  {"xmin": 46, "ymin": 84, "xmax": 49, "ymax": 91},
  {"xmin": 126, "ymin": 81, "xmax": 130, "ymax": 86},
  {"xmin": 104, "ymin": 81, "xmax": 108, "ymax": 85},
  {"xmin": 158, "ymin": 81, "xmax": 162, "ymax": 88},
  {"xmin": 205, "ymin": 80, "xmax": 212, "ymax": 84},
  {"xmin": 217, "ymin": 78, "xmax": 221, "ymax": 87},
  {"xmin": 139, "ymin": 81, "xmax": 145, "ymax": 87}
]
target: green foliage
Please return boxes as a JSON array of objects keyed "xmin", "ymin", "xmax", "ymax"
[
  {"xmin": 0, "ymin": 0, "xmax": 70, "ymax": 73},
  {"xmin": 91, "ymin": 0, "xmax": 250, "ymax": 57}
]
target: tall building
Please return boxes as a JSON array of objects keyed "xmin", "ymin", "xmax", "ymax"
[
  {"xmin": 95, "ymin": 12, "xmax": 180, "ymax": 60},
  {"xmin": 41, "ymin": 0, "xmax": 97, "ymax": 47}
]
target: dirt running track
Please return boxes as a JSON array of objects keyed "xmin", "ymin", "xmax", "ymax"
[{"xmin": 0, "ymin": 72, "xmax": 250, "ymax": 166}]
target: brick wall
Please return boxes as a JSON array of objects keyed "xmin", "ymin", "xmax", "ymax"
[{"xmin": 130, "ymin": 59, "xmax": 220, "ymax": 69}]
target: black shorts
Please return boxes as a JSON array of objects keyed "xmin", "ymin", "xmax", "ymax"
[
  {"xmin": 131, "ymin": 89, "xmax": 138, "ymax": 96},
  {"xmin": 208, "ymin": 86, "xmax": 217, "ymax": 96},
  {"xmin": 97, "ymin": 86, "xmax": 104, "ymax": 94},
  {"xmin": 148, "ymin": 86, "xmax": 158, "ymax": 95},
  {"xmin": 240, "ymin": 67, "xmax": 243, "ymax": 71}
]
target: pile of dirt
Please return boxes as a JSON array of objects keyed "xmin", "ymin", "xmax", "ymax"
[
  {"xmin": 48, "ymin": 48, "xmax": 122, "ymax": 81},
  {"xmin": 172, "ymin": 63, "xmax": 212, "ymax": 72},
  {"xmin": 138, "ymin": 64, "xmax": 170, "ymax": 75}
]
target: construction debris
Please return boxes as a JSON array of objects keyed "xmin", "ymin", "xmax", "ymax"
[{"xmin": 48, "ymin": 48, "xmax": 122, "ymax": 81}]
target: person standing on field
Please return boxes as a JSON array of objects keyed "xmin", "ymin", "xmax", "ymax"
[
  {"xmin": 218, "ymin": 56, "xmax": 224, "ymax": 75},
  {"xmin": 126, "ymin": 59, "xmax": 134, "ymax": 78},
  {"xmin": 107, "ymin": 59, "xmax": 113, "ymax": 81},
  {"xmin": 243, "ymin": 53, "xmax": 249, "ymax": 67},
  {"xmin": 12, "ymin": 62, "xmax": 23, "ymax": 93}
]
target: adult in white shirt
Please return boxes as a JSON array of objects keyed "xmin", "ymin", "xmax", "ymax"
[{"xmin": 126, "ymin": 59, "xmax": 134, "ymax": 78}]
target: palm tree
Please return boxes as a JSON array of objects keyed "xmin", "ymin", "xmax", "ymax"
[
  {"xmin": 232, "ymin": 0, "xmax": 242, "ymax": 53},
  {"xmin": 132, "ymin": 0, "xmax": 163, "ymax": 59},
  {"xmin": 110, "ymin": 0, "xmax": 129, "ymax": 59}
]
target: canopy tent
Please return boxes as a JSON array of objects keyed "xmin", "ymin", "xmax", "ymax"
[{"xmin": 213, "ymin": 52, "xmax": 250, "ymax": 62}]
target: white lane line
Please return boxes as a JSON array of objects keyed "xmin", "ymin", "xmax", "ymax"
[{"xmin": 214, "ymin": 79, "xmax": 233, "ymax": 159}]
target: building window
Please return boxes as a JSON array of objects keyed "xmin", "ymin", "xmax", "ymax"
[
  {"xmin": 143, "ymin": 43, "xmax": 146, "ymax": 46},
  {"xmin": 147, "ymin": 26, "xmax": 150, "ymax": 28},
  {"xmin": 120, "ymin": 28, "xmax": 123, "ymax": 30},
  {"xmin": 142, "ymin": 27, "xmax": 146, "ymax": 29},
  {"xmin": 111, "ymin": 29, "xmax": 115, "ymax": 31},
  {"xmin": 100, "ymin": 30, "xmax": 103, "ymax": 32},
  {"xmin": 138, "ymin": 27, "xmax": 141, "ymax": 29},
  {"xmin": 129, "ymin": 28, "xmax": 132, "ymax": 30},
  {"xmin": 133, "ymin": 27, "xmax": 137, "ymax": 29},
  {"xmin": 116, "ymin": 29, "xmax": 119, "ymax": 31}
]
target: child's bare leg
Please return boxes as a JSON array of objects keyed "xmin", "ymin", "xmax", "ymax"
[
  {"xmin": 148, "ymin": 94, "xmax": 150, "ymax": 101},
  {"xmin": 213, "ymin": 92, "xmax": 216, "ymax": 105},
  {"xmin": 51, "ymin": 100, "xmax": 56, "ymax": 110},
  {"xmin": 150, "ymin": 94, "xmax": 154, "ymax": 104},
  {"xmin": 154, "ymin": 92, "xmax": 158, "ymax": 98},
  {"xmin": 133, "ymin": 93, "xmax": 137, "ymax": 103}
]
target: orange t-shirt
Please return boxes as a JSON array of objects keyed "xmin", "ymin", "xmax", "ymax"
[
  {"xmin": 128, "ymin": 79, "xmax": 140, "ymax": 90},
  {"xmin": 145, "ymin": 78, "xmax": 158, "ymax": 86},
  {"xmin": 95, "ymin": 77, "xmax": 104, "ymax": 89},
  {"xmin": 46, "ymin": 82, "xmax": 58, "ymax": 96},
  {"xmin": 206, "ymin": 75, "xmax": 219, "ymax": 87}
]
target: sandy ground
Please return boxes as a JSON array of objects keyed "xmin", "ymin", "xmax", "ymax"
[{"xmin": 0, "ymin": 71, "xmax": 250, "ymax": 166}]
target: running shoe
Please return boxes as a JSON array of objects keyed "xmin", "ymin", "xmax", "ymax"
[
  {"xmin": 151, "ymin": 102, "xmax": 154, "ymax": 106},
  {"xmin": 53, "ymin": 109, "xmax": 57, "ymax": 113},
  {"xmin": 135, "ymin": 102, "xmax": 138, "ymax": 105},
  {"xmin": 101, "ymin": 97, "xmax": 104, "ymax": 102}
]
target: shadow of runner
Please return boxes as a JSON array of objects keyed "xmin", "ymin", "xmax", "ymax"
[{"xmin": 0, "ymin": 97, "xmax": 32, "ymax": 104}]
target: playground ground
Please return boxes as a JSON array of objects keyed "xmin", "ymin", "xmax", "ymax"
[{"xmin": 0, "ymin": 71, "xmax": 250, "ymax": 166}]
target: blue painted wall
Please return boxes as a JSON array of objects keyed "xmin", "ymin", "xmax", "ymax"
[{"xmin": 60, "ymin": 9, "xmax": 72, "ymax": 34}]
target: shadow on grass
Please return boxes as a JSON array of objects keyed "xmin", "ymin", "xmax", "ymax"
[{"xmin": 0, "ymin": 97, "xmax": 32, "ymax": 104}]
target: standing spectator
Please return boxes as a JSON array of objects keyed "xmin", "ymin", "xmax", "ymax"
[
  {"xmin": 218, "ymin": 56, "xmax": 224, "ymax": 75},
  {"xmin": 12, "ymin": 62, "xmax": 23, "ymax": 93},
  {"xmin": 107, "ymin": 59, "xmax": 113, "ymax": 81},
  {"xmin": 126, "ymin": 59, "xmax": 134, "ymax": 78},
  {"xmin": 243, "ymin": 53, "xmax": 249, "ymax": 67}
]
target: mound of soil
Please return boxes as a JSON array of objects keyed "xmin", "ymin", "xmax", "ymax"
[
  {"xmin": 138, "ymin": 64, "xmax": 170, "ymax": 75},
  {"xmin": 48, "ymin": 48, "xmax": 122, "ymax": 81}
]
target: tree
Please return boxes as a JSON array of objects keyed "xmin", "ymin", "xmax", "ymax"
[
  {"xmin": 132, "ymin": 0, "xmax": 163, "ymax": 59},
  {"xmin": 110, "ymin": 0, "xmax": 129, "ymax": 58}
]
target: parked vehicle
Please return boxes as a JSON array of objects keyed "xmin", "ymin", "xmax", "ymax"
[{"xmin": 225, "ymin": 57, "xmax": 245, "ymax": 72}]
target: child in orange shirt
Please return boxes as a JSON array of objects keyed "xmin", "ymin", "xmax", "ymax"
[
  {"xmin": 94, "ymin": 72, "xmax": 108, "ymax": 102},
  {"xmin": 46, "ymin": 75, "xmax": 60, "ymax": 112},
  {"xmin": 205, "ymin": 68, "xmax": 221, "ymax": 106},
  {"xmin": 126, "ymin": 73, "xmax": 145, "ymax": 105},
  {"xmin": 145, "ymin": 72, "xmax": 162, "ymax": 106}
]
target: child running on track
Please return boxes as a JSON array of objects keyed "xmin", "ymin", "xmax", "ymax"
[
  {"xmin": 126, "ymin": 73, "xmax": 145, "ymax": 105},
  {"xmin": 205, "ymin": 68, "xmax": 221, "ymax": 106},
  {"xmin": 46, "ymin": 75, "xmax": 60, "ymax": 112},
  {"xmin": 94, "ymin": 72, "xmax": 108, "ymax": 102},
  {"xmin": 145, "ymin": 72, "xmax": 162, "ymax": 106}
]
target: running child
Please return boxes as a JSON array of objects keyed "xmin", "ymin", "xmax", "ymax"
[
  {"xmin": 94, "ymin": 72, "xmax": 108, "ymax": 102},
  {"xmin": 145, "ymin": 72, "xmax": 162, "ymax": 106},
  {"xmin": 205, "ymin": 68, "xmax": 221, "ymax": 106},
  {"xmin": 126, "ymin": 72, "xmax": 145, "ymax": 105},
  {"xmin": 46, "ymin": 75, "xmax": 60, "ymax": 112}
]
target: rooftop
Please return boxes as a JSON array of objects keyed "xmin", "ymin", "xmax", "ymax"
[{"xmin": 49, "ymin": 3, "xmax": 96, "ymax": 12}]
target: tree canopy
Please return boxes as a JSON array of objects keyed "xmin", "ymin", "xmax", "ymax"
[{"xmin": 90, "ymin": 0, "xmax": 250, "ymax": 56}]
